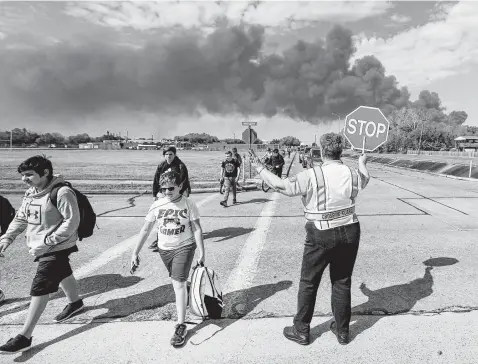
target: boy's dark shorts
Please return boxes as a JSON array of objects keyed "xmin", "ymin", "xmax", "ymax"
[
  {"xmin": 158, "ymin": 242, "xmax": 196, "ymax": 282},
  {"xmin": 30, "ymin": 246, "xmax": 78, "ymax": 297}
]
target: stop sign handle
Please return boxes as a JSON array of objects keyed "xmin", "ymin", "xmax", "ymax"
[{"xmin": 351, "ymin": 136, "xmax": 366, "ymax": 155}]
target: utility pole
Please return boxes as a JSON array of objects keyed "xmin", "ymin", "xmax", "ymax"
[
  {"xmin": 10, "ymin": 130, "xmax": 12, "ymax": 151},
  {"xmin": 417, "ymin": 122, "xmax": 424, "ymax": 155},
  {"xmin": 249, "ymin": 125, "xmax": 252, "ymax": 178}
]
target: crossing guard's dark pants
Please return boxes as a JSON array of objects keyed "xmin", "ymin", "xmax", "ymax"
[
  {"xmin": 223, "ymin": 176, "xmax": 237, "ymax": 202},
  {"xmin": 294, "ymin": 221, "xmax": 360, "ymax": 334}
]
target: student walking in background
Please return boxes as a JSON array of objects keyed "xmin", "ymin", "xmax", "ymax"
[
  {"xmin": 0, "ymin": 156, "xmax": 84, "ymax": 353},
  {"xmin": 131, "ymin": 170, "xmax": 205, "ymax": 348},
  {"xmin": 265, "ymin": 148, "xmax": 285, "ymax": 178},
  {"xmin": 232, "ymin": 147, "xmax": 243, "ymax": 189},
  {"xmin": 150, "ymin": 146, "xmax": 191, "ymax": 252},
  {"xmin": 249, "ymin": 133, "xmax": 370, "ymax": 346},
  {"xmin": 219, "ymin": 150, "xmax": 241, "ymax": 207}
]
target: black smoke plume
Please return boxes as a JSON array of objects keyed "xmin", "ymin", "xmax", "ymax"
[{"xmin": 0, "ymin": 24, "xmax": 461, "ymax": 125}]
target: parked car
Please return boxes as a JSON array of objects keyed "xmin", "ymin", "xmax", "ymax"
[{"xmin": 303, "ymin": 147, "xmax": 322, "ymax": 168}]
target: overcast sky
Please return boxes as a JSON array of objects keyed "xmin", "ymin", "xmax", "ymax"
[{"xmin": 0, "ymin": 1, "xmax": 476, "ymax": 143}]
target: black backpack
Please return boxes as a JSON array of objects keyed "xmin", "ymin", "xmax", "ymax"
[
  {"xmin": 51, "ymin": 182, "xmax": 97, "ymax": 241},
  {"xmin": 0, "ymin": 195, "xmax": 16, "ymax": 236}
]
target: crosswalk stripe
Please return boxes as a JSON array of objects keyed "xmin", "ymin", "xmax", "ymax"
[{"xmin": 223, "ymin": 192, "xmax": 281, "ymax": 293}]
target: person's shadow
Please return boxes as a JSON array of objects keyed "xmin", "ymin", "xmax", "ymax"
[
  {"xmin": 13, "ymin": 279, "xmax": 292, "ymax": 361},
  {"xmin": 309, "ymin": 257, "xmax": 458, "ymax": 343},
  {"xmin": 233, "ymin": 198, "xmax": 271, "ymax": 206},
  {"xmin": 11, "ymin": 274, "xmax": 152, "ymax": 362},
  {"xmin": 186, "ymin": 280, "xmax": 293, "ymax": 345},
  {"xmin": 0, "ymin": 274, "xmax": 142, "ymax": 320},
  {"xmin": 203, "ymin": 227, "xmax": 254, "ymax": 242}
]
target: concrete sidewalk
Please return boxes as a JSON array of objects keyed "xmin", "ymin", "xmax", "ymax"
[{"xmin": 1, "ymin": 312, "xmax": 477, "ymax": 364}]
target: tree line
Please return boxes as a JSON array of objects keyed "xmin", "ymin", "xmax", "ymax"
[{"xmin": 0, "ymin": 129, "xmax": 122, "ymax": 147}]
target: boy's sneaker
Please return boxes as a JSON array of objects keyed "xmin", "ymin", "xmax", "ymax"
[
  {"xmin": 0, "ymin": 335, "xmax": 32, "ymax": 353},
  {"xmin": 283, "ymin": 326, "xmax": 309, "ymax": 345},
  {"xmin": 170, "ymin": 323, "xmax": 188, "ymax": 347},
  {"xmin": 330, "ymin": 321, "xmax": 350, "ymax": 345},
  {"xmin": 54, "ymin": 299, "xmax": 84, "ymax": 323},
  {"xmin": 220, "ymin": 201, "xmax": 227, "ymax": 207}
]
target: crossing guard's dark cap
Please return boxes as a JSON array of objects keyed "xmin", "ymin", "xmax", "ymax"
[
  {"xmin": 163, "ymin": 146, "xmax": 177, "ymax": 155},
  {"xmin": 273, "ymin": 148, "xmax": 279, "ymax": 153}
]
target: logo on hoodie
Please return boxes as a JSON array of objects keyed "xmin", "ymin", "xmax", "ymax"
[{"xmin": 26, "ymin": 204, "xmax": 41, "ymax": 225}]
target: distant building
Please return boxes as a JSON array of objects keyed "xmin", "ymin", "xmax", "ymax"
[
  {"xmin": 79, "ymin": 143, "xmax": 100, "ymax": 149},
  {"xmin": 79, "ymin": 140, "xmax": 121, "ymax": 150},
  {"xmin": 454, "ymin": 136, "xmax": 478, "ymax": 151}
]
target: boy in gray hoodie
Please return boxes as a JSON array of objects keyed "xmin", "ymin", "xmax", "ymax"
[{"xmin": 0, "ymin": 155, "xmax": 84, "ymax": 353}]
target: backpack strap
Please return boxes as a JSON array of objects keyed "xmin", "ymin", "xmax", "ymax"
[{"xmin": 50, "ymin": 182, "xmax": 72, "ymax": 209}]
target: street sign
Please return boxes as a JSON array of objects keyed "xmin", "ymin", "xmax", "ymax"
[
  {"xmin": 242, "ymin": 128, "xmax": 257, "ymax": 145},
  {"xmin": 343, "ymin": 106, "xmax": 390, "ymax": 152},
  {"xmin": 242, "ymin": 121, "xmax": 258, "ymax": 126}
]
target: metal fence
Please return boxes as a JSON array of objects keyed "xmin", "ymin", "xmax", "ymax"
[{"xmin": 407, "ymin": 150, "xmax": 478, "ymax": 158}]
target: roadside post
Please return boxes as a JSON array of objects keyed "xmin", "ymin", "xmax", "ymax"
[
  {"xmin": 343, "ymin": 106, "xmax": 390, "ymax": 153},
  {"xmin": 469, "ymin": 160, "xmax": 473, "ymax": 178},
  {"xmin": 242, "ymin": 121, "xmax": 258, "ymax": 178}
]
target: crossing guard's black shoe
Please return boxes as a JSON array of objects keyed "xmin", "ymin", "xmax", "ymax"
[
  {"xmin": 330, "ymin": 321, "xmax": 350, "ymax": 345},
  {"xmin": 283, "ymin": 326, "xmax": 309, "ymax": 345},
  {"xmin": 0, "ymin": 335, "xmax": 32, "ymax": 353}
]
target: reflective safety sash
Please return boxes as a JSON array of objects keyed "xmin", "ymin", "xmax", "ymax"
[{"xmin": 304, "ymin": 206, "xmax": 356, "ymax": 221}]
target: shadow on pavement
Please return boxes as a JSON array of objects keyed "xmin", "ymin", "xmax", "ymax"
[
  {"xmin": 233, "ymin": 198, "xmax": 271, "ymax": 206},
  {"xmin": 203, "ymin": 227, "xmax": 254, "ymax": 242},
  {"xmin": 0, "ymin": 274, "xmax": 142, "ymax": 320},
  {"xmin": 186, "ymin": 280, "xmax": 293, "ymax": 345},
  {"xmin": 13, "ymin": 274, "xmax": 152, "ymax": 362},
  {"xmin": 309, "ymin": 257, "xmax": 459, "ymax": 343}
]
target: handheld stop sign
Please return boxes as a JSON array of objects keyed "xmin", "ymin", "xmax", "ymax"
[{"xmin": 343, "ymin": 106, "xmax": 390, "ymax": 153}]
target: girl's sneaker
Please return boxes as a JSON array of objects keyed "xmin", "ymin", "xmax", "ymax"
[{"xmin": 170, "ymin": 323, "xmax": 187, "ymax": 347}]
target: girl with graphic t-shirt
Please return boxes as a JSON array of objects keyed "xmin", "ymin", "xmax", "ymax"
[{"xmin": 131, "ymin": 171, "xmax": 205, "ymax": 348}]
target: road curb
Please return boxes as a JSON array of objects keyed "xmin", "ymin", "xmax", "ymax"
[
  {"xmin": 343, "ymin": 156, "xmax": 478, "ymax": 182},
  {"xmin": 0, "ymin": 184, "xmax": 259, "ymax": 195}
]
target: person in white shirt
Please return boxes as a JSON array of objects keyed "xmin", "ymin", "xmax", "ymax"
[
  {"xmin": 131, "ymin": 170, "xmax": 205, "ymax": 348},
  {"xmin": 249, "ymin": 132, "xmax": 369, "ymax": 346}
]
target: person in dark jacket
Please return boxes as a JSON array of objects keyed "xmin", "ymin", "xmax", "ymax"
[
  {"xmin": 0, "ymin": 194, "xmax": 15, "ymax": 237},
  {"xmin": 0, "ymin": 194, "xmax": 15, "ymax": 304},
  {"xmin": 265, "ymin": 148, "xmax": 285, "ymax": 178},
  {"xmin": 149, "ymin": 146, "xmax": 191, "ymax": 251}
]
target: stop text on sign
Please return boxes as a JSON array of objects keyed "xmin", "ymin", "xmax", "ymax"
[{"xmin": 346, "ymin": 119, "xmax": 387, "ymax": 138}]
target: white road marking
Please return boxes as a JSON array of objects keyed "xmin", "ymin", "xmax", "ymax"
[
  {"xmin": 0, "ymin": 193, "xmax": 218, "ymax": 320},
  {"xmin": 223, "ymin": 192, "xmax": 281, "ymax": 293}
]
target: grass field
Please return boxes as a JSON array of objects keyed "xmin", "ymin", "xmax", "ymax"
[{"xmin": 0, "ymin": 149, "xmax": 263, "ymax": 182}]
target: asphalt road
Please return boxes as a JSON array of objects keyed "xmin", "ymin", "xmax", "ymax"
[{"xmin": 1, "ymin": 158, "xmax": 477, "ymax": 363}]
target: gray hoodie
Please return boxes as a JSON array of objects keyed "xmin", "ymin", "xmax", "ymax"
[{"xmin": 1, "ymin": 175, "xmax": 80, "ymax": 258}]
